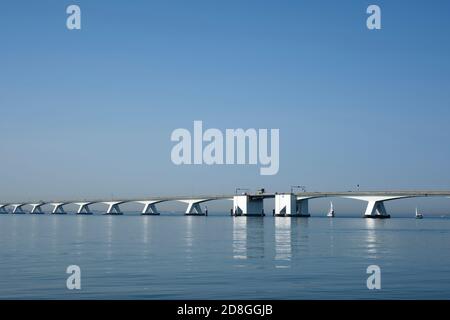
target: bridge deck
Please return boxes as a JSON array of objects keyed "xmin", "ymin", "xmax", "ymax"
[{"xmin": 2, "ymin": 191, "xmax": 450, "ymax": 206}]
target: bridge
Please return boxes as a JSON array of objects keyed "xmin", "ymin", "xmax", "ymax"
[{"xmin": 1, "ymin": 190, "xmax": 450, "ymax": 218}]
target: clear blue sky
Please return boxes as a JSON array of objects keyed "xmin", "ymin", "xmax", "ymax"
[{"xmin": 1, "ymin": 1, "xmax": 450, "ymax": 213}]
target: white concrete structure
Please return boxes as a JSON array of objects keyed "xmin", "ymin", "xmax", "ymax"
[
  {"xmin": 275, "ymin": 193, "xmax": 297, "ymax": 216},
  {"xmin": 51, "ymin": 203, "xmax": 67, "ymax": 214},
  {"xmin": 0, "ymin": 204, "xmax": 8, "ymax": 214},
  {"xmin": 137, "ymin": 200, "xmax": 165, "ymax": 215},
  {"xmin": 344, "ymin": 195, "xmax": 408, "ymax": 218},
  {"xmin": 2, "ymin": 190, "xmax": 450, "ymax": 218},
  {"xmin": 74, "ymin": 202, "xmax": 94, "ymax": 214},
  {"xmin": 233, "ymin": 195, "xmax": 264, "ymax": 216},
  {"xmin": 11, "ymin": 204, "xmax": 26, "ymax": 214},
  {"xmin": 103, "ymin": 201, "xmax": 125, "ymax": 215},
  {"xmin": 30, "ymin": 203, "xmax": 45, "ymax": 214},
  {"xmin": 274, "ymin": 194, "xmax": 311, "ymax": 217},
  {"xmin": 178, "ymin": 199, "xmax": 209, "ymax": 215}
]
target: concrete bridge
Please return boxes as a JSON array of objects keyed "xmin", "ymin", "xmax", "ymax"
[{"xmin": 1, "ymin": 191, "xmax": 450, "ymax": 218}]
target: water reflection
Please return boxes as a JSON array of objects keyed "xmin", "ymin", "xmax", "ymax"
[
  {"xmin": 142, "ymin": 216, "xmax": 151, "ymax": 243},
  {"xmin": 11, "ymin": 215, "xmax": 18, "ymax": 250},
  {"xmin": 246, "ymin": 218, "xmax": 264, "ymax": 259},
  {"xmin": 274, "ymin": 217, "xmax": 291, "ymax": 268},
  {"xmin": 288, "ymin": 218, "xmax": 302, "ymax": 258},
  {"xmin": 294, "ymin": 217, "xmax": 310, "ymax": 257},
  {"xmin": 2, "ymin": 216, "xmax": 449, "ymax": 299},
  {"xmin": 106, "ymin": 215, "xmax": 114, "ymax": 260},
  {"xmin": 232, "ymin": 217, "xmax": 247, "ymax": 260},
  {"xmin": 30, "ymin": 215, "xmax": 37, "ymax": 250},
  {"xmin": 328, "ymin": 218, "xmax": 335, "ymax": 256},
  {"xmin": 232, "ymin": 217, "xmax": 265, "ymax": 263},
  {"xmin": 76, "ymin": 215, "xmax": 84, "ymax": 239},
  {"xmin": 365, "ymin": 219, "xmax": 379, "ymax": 259},
  {"xmin": 51, "ymin": 215, "xmax": 59, "ymax": 251},
  {"xmin": 75, "ymin": 215, "xmax": 85, "ymax": 256},
  {"xmin": 185, "ymin": 216, "xmax": 194, "ymax": 266},
  {"xmin": 141, "ymin": 216, "xmax": 154, "ymax": 259}
]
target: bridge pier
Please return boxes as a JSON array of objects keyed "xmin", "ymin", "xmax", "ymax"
[
  {"xmin": 179, "ymin": 200, "xmax": 208, "ymax": 216},
  {"xmin": 75, "ymin": 202, "xmax": 93, "ymax": 215},
  {"xmin": 0, "ymin": 204, "xmax": 10, "ymax": 214},
  {"xmin": 51, "ymin": 203, "xmax": 67, "ymax": 214},
  {"xmin": 364, "ymin": 200, "xmax": 390, "ymax": 219},
  {"xmin": 30, "ymin": 203, "xmax": 45, "ymax": 214},
  {"xmin": 344, "ymin": 196, "xmax": 409, "ymax": 219},
  {"xmin": 103, "ymin": 201, "xmax": 124, "ymax": 215},
  {"xmin": 296, "ymin": 198, "xmax": 311, "ymax": 217},
  {"xmin": 233, "ymin": 195, "xmax": 264, "ymax": 216},
  {"xmin": 275, "ymin": 194, "xmax": 311, "ymax": 217},
  {"xmin": 11, "ymin": 204, "xmax": 26, "ymax": 214},
  {"xmin": 275, "ymin": 194, "xmax": 295, "ymax": 216},
  {"xmin": 138, "ymin": 201, "xmax": 162, "ymax": 215}
]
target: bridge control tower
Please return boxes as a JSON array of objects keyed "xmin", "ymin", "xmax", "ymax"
[
  {"xmin": 233, "ymin": 195, "xmax": 265, "ymax": 216},
  {"xmin": 274, "ymin": 193, "xmax": 311, "ymax": 217}
]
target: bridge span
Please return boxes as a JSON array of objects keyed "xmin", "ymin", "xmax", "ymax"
[{"xmin": 1, "ymin": 191, "xmax": 450, "ymax": 218}]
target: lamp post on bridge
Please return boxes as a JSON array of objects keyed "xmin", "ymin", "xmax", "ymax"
[
  {"xmin": 291, "ymin": 185, "xmax": 306, "ymax": 193},
  {"xmin": 235, "ymin": 188, "xmax": 250, "ymax": 195}
]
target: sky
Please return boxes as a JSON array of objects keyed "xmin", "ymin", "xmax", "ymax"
[{"xmin": 1, "ymin": 0, "xmax": 450, "ymax": 214}]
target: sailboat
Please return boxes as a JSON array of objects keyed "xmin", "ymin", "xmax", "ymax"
[
  {"xmin": 415, "ymin": 207, "xmax": 423, "ymax": 219},
  {"xmin": 327, "ymin": 201, "xmax": 335, "ymax": 217}
]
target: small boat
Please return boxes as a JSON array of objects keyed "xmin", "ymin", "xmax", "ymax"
[
  {"xmin": 415, "ymin": 207, "xmax": 423, "ymax": 219},
  {"xmin": 327, "ymin": 201, "xmax": 335, "ymax": 217}
]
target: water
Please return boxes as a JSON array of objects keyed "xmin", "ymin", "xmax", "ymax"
[{"xmin": 1, "ymin": 214, "xmax": 450, "ymax": 299}]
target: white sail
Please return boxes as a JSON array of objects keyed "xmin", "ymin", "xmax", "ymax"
[
  {"xmin": 415, "ymin": 207, "xmax": 423, "ymax": 219},
  {"xmin": 327, "ymin": 201, "xmax": 335, "ymax": 217}
]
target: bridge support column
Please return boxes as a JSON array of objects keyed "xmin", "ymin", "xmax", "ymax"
[
  {"xmin": 179, "ymin": 200, "xmax": 208, "ymax": 216},
  {"xmin": 103, "ymin": 202, "xmax": 123, "ymax": 215},
  {"xmin": 51, "ymin": 203, "xmax": 67, "ymax": 214},
  {"xmin": 364, "ymin": 200, "xmax": 390, "ymax": 219},
  {"xmin": 30, "ymin": 203, "xmax": 45, "ymax": 214},
  {"xmin": 295, "ymin": 198, "xmax": 311, "ymax": 217},
  {"xmin": 0, "ymin": 204, "xmax": 9, "ymax": 214},
  {"xmin": 233, "ymin": 195, "xmax": 264, "ymax": 216},
  {"xmin": 11, "ymin": 204, "xmax": 26, "ymax": 214},
  {"xmin": 75, "ymin": 202, "xmax": 93, "ymax": 215},
  {"xmin": 275, "ymin": 194, "xmax": 296, "ymax": 216},
  {"xmin": 138, "ymin": 201, "xmax": 161, "ymax": 215},
  {"xmin": 344, "ymin": 196, "xmax": 405, "ymax": 219},
  {"xmin": 275, "ymin": 194, "xmax": 311, "ymax": 217}
]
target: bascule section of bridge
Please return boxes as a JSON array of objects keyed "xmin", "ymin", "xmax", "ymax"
[{"xmin": 1, "ymin": 191, "xmax": 450, "ymax": 218}]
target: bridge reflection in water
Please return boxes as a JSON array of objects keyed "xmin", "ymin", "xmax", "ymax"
[
  {"xmin": 232, "ymin": 217, "xmax": 265, "ymax": 263},
  {"xmin": 231, "ymin": 216, "xmax": 322, "ymax": 269},
  {"xmin": 274, "ymin": 217, "xmax": 292, "ymax": 268},
  {"xmin": 232, "ymin": 217, "xmax": 312, "ymax": 268}
]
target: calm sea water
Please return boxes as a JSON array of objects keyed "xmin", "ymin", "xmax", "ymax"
[{"xmin": 0, "ymin": 214, "xmax": 449, "ymax": 299}]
